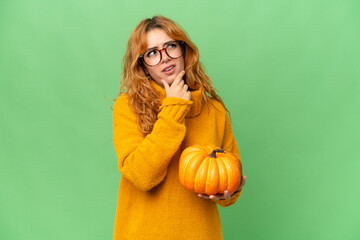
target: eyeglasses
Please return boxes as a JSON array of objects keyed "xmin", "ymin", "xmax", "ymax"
[{"xmin": 139, "ymin": 40, "xmax": 185, "ymax": 67}]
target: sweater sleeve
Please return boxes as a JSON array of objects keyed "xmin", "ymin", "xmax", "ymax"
[
  {"xmin": 113, "ymin": 95, "xmax": 193, "ymax": 192},
  {"xmin": 212, "ymin": 112, "xmax": 244, "ymax": 207}
]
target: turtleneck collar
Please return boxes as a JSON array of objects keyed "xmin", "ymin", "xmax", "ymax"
[{"xmin": 150, "ymin": 79, "xmax": 204, "ymax": 118}]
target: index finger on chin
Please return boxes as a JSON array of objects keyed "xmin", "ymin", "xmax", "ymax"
[{"xmin": 173, "ymin": 70, "xmax": 185, "ymax": 86}]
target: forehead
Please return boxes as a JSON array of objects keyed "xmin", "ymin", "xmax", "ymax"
[{"xmin": 145, "ymin": 28, "xmax": 175, "ymax": 48}]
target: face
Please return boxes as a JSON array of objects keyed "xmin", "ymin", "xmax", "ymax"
[{"xmin": 142, "ymin": 28, "xmax": 185, "ymax": 88}]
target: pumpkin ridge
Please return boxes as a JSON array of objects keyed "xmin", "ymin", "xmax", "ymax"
[
  {"xmin": 216, "ymin": 159, "xmax": 221, "ymax": 194},
  {"xmin": 194, "ymin": 157, "xmax": 208, "ymax": 193},
  {"xmin": 205, "ymin": 157, "xmax": 212, "ymax": 194},
  {"xmin": 220, "ymin": 157, "xmax": 230, "ymax": 191},
  {"xmin": 182, "ymin": 151, "xmax": 204, "ymax": 187}
]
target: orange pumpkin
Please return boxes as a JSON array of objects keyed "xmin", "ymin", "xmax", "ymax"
[{"xmin": 178, "ymin": 144, "xmax": 242, "ymax": 195}]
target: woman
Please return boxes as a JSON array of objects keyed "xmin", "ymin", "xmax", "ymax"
[{"xmin": 112, "ymin": 15, "xmax": 246, "ymax": 240}]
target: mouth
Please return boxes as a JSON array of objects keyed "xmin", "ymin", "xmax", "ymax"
[{"xmin": 162, "ymin": 65, "xmax": 176, "ymax": 72}]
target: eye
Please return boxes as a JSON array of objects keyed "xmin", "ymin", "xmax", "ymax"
[
  {"xmin": 167, "ymin": 43, "xmax": 178, "ymax": 49},
  {"xmin": 146, "ymin": 50, "xmax": 157, "ymax": 58}
]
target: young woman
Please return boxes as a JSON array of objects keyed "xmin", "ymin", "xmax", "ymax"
[{"xmin": 112, "ymin": 15, "xmax": 246, "ymax": 240}]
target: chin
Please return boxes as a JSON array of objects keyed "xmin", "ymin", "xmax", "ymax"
[
  {"xmin": 164, "ymin": 76, "xmax": 175, "ymax": 84},
  {"xmin": 167, "ymin": 79, "xmax": 175, "ymax": 86}
]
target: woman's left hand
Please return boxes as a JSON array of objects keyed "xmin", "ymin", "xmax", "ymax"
[{"xmin": 197, "ymin": 175, "xmax": 246, "ymax": 200}]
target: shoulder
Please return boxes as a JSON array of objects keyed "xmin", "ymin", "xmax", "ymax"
[
  {"xmin": 113, "ymin": 93, "xmax": 137, "ymax": 118},
  {"xmin": 208, "ymin": 98, "xmax": 227, "ymax": 116},
  {"xmin": 112, "ymin": 93, "xmax": 139, "ymax": 127},
  {"xmin": 113, "ymin": 93, "xmax": 130, "ymax": 110}
]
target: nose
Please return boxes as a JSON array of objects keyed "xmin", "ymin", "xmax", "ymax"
[{"xmin": 160, "ymin": 48, "xmax": 170, "ymax": 63}]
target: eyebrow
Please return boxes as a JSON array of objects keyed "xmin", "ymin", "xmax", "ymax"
[{"xmin": 145, "ymin": 40, "xmax": 175, "ymax": 52}]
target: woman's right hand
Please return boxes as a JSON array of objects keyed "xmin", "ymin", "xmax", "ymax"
[{"xmin": 161, "ymin": 70, "xmax": 191, "ymax": 101}]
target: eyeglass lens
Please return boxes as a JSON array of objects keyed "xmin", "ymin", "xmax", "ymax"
[{"xmin": 143, "ymin": 41, "xmax": 183, "ymax": 66}]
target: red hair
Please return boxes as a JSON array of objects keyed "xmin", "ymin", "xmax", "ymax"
[{"xmin": 116, "ymin": 15, "xmax": 230, "ymax": 135}]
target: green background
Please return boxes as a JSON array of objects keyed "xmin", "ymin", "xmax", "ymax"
[{"xmin": 1, "ymin": 0, "xmax": 359, "ymax": 239}]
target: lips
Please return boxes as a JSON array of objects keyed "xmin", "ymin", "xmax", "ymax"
[{"xmin": 162, "ymin": 64, "xmax": 175, "ymax": 72}]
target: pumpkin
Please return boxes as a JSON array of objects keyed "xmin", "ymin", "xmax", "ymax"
[{"xmin": 178, "ymin": 144, "xmax": 242, "ymax": 195}]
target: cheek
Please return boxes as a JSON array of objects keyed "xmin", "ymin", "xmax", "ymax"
[
  {"xmin": 154, "ymin": 67, "xmax": 163, "ymax": 75},
  {"xmin": 180, "ymin": 57, "xmax": 185, "ymax": 67},
  {"xmin": 147, "ymin": 67, "xmax": 157, "ymax": 75},
  {"xmin": 147, "ymin": 67, "xmax": 162, "ymax": 79}
]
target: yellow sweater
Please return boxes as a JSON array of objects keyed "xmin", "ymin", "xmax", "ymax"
[{"xmin": 112, "ymin": 80, "xmax": 243, "ymax": 240}]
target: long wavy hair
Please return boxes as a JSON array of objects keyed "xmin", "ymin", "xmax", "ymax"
[{"xmin": 116, "ymin": 15, "xmax": 231, "ymax": 135}]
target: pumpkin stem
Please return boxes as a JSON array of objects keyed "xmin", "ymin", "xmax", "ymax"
[{"xmin": 209, "ymin": 148, "xmax": 225, "ymax": 158}]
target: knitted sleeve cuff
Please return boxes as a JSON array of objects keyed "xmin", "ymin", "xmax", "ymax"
[{"xmin": 158, "ymin": 97, "xmax": 193, "ymax": 123}]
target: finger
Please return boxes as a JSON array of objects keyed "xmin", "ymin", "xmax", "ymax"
[
  {"xmin": 237, "ymin": 176, "xmax": 246, "ymax": 191},
  {"xmin": 199, "ymin": 193, "xmax": 223, "ymax": 200},
  {"xmin": 209, "ymin": 195, "xmax": 221, "ymax": 200},
  {"xmin": 212, "ymin": 195, "xmax": 226, "ymax": 200},
  {"xmin": 177, "ymin": 76, "xmax": 184, "ymax": 89},
  {"xmin": 198, "ymin": 193, "xmax": 210, "ymax": 199},
  {"xmin": 178, "ymin": 78, "xmax": 184, "ymax": 88},
  {"xmin": 183, "ymin": 84, "xmax": 188, "ymax": 91},
  {"xmin": 224, "ymin": 190, "xmax": 230, "ymax": 200},
  {"xmin": 185, "ymin": 91, "xmax": 191, "ymax": 100},
  {"xmin": 161, "ymin": 80, "xmax": 169, "ymax": 93},
  {"xmin": 172, "ymin": 70, "xmax": 185, "ymax": 87},
  {"xmin": 240, "ymin": 176, "xmax": 246, "ymax": 187}
]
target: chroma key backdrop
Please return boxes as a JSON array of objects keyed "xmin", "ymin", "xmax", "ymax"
[{"xmin": 0, "ymin": 0, "xmax": 359, "ymax": 239}]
